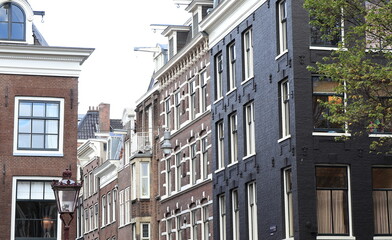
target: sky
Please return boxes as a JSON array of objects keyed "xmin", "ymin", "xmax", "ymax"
[{"xmin": 28, "ymin": 0, "xmax": 190, "ymax": 119}]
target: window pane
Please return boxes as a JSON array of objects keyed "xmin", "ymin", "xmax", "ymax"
[
  {"xmin": 313, "ymin": 78, "xmax": 339, "ymax": 93},
  {"xmin": 316, "ymin": 167, "xmax": 347, "ymax": 188},
  {"xmin": 18, "ymin": 119, "xmax": 31, "ymax": 133},
  {"xmin": 17, "ymin": 181, "xmax": 30, "ymax": 199},
  {"xmin": 31, "ymin": 182, "xmax": 44, "ymax": 200},
  {"xmin": 32, "ymin": 134, "xmax": 44, "ymax": 149},
  {"xmin": 46, "ymin": 120, "xmax": 58, "ymax": 134},
  {"xmin": 373, "ymin": 168, "xmax": 392, "ymax": 189},
  {"xmin": 45, "ymin": 135, "xmax": 58, "ymax": 149},
  {"xmin": 18, "ymin": 134, "xmax": 31, "ymax": 148},
  {"xmin": 373, "ymin": 191, "xmax": 389, "ymax": 234},
  {"xmin": 32, "ymin": 120, "xmax": 44, "ymax": 133},
  {"xmin": 19, "ymin": 102, "xmax": 32, "ymax": 117},
  {"xmin": 46, "ymin": 103, "xmax": 59, "ymax": 117},
  {"xmin": 12, "ymin": 5, "xmax": 24, "ymax": 22},
  {"xmin": 0, "ymin": 6, "xmax": 8, "ymax": 21},
  {"xmin": 11, "ymin": 23, "xmax": 24, "ymax": 40},
  {"xmin": 44, "ymin": 182, "xmax": 55, "ymax": 200},
  {"xmin": 142, "ymin": 224, "xmax": 149, "ymax": 237},
  {"xmin": 141, "ymin": 162, "xmax": 148, "ymax": 176},
  {"xmin": 32, "ymin": 103, "xmax": 45, "ymax": 117},
  {"xmin": 0, "ymin": 23, "xmax": 8, "ymax": 39}
]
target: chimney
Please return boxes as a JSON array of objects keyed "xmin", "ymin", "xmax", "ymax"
[{"xmin": 98, "ymin": 103, "xmax": 110, "ymax": 132}]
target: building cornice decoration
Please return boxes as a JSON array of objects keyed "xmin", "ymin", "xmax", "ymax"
[
  {"xmin": 0, "ymin": 44, "xmax": 94, "ymax": 77},
  {"xmin": 157, "ymin": 36, "xmax": 209, "ymax": 88}
]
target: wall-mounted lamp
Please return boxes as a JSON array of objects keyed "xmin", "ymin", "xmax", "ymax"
[{"xmin": 161, "ymin": 130, "xmax": 172, "ymax": 155}]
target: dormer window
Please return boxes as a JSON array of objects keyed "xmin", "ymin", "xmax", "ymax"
[{"xmin": 0, "ymin": 2, "xmax": 26, "ymax": 41}]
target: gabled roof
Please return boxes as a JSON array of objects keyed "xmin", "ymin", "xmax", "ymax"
[{"xmin": 77, "ymin": 110, "xmax": 99, "ymax": 139}]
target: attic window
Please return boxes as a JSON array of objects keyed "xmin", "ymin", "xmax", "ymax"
[{"xmin": 0, "ymin": 3, "xmax": 26, "ymax": 41}]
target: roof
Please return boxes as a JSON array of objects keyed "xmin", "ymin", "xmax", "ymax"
[
  {"xmin": 110, "ymin": 119, "xmax": 123, "ymax": 131},
  {"xmin": 32, "ymin": 24, "xmax": 48, "ymax": 46},
  {"xmin": 77, "ymin": 110, "xmax": 99, "ymax": 139}
]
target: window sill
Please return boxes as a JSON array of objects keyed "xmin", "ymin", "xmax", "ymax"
[
  {"xmin": 227, "ymin": 161, "xmax": 238, "ymax": 168},
  {"xmin": 214, "ymin": 167, "xmax": 225, "ymax": 174},
  {"xmin": 241, "ymin": 77, "xmax": 254, "ymax": 86},
  {"xmin": 213, "ymin": 97, "xmax": 224, "ymax": 105},
  {"xmin": 369, "ymin": 134, "xmax": 392, "ymax": 138},
  {"xmin": 317, "ymin": 236, "xmax": 355, "ymax": 240},
  {"xmin": 374, "ymin": 236, "xmax": 392, "ymax": 240},
  {"xmin": 282, "ymin": 238, "xmax": 294, "ymax": 240},
  {"xmin": 312, "ymin": 132, "xmax": 350, "ymax": 137},
  {"xmin": 226, "ymin": 87, "xmax": 237, "ymax": 96},
  {"xmin": 243, "ymin": 153, "xmax": 256, "ymax": 161},
  {"xmin": 13, "ymin": 151, "xmax": 64, "ymax": 157},
  {"xmin": 275, "ymin": 49, "xmax": 288, "ymax": 60},
  {"xmin": 278, "ymin": 135, "xmax": 291, "ymax": 143},
  {"xmin": 309, "ymin": 46, "xmax": 339, "ymax": 51}
]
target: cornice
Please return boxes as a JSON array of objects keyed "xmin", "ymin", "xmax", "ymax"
[{"xmin": 0, "ymin": 44, "xmax": 94, "ymax": 77}]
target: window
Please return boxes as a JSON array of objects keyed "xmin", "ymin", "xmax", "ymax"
[
  {"xmin": 175, "ymin": 152, "xmax": 182, "ymax": 191},
  {"xmin": 112, "ymin": 189, "xmax": 117, "ymax": 222},
  {"xmin": 244, "ymin": 102, "xmax": 255, "ymax": 156},
  {"xmin": 165, "ymin": 98, "xmax": 171, "ymax": 129},
  {"xmin": 189, "ymin": 80, "xmax": 197, "ymax": 120},
  {"xmin": 219, "ymin": 194, "xmax": 226, "ymax": 240},
  {"xmin": 132, "ymin": 223, "xmax": 136, "ymax": 240},
  {"xmin": 312, "ymin": 76, "xmax": 344, "ymax": 132},
  {"xmin": 277, "ymin": 0, "xmax": 288, "ymax": 55},
  {"xmin": 202, "ymin": 205, "xmax": 210, "ymax": 240},
  {"xmin": 14, "ymin": 97, "xmax": 64, "ymax": 156},
  {"xmin": 192, "ymin": 209, "xmax": 199, "ymax": 240},
  {"xmin": 89, "ymin": 171, "xmax": 94, "ymax": 197},
  {"xmin": 90, "ymin": 206, "xmax": 94, "ymax": 231},
  {"xmin": 94, "ymin": 203, "xmax": 98, "ymax": 229},
  {"xmin": 215, "ymin": 53, "xmax": 223, "ymax": 100},
  {"xmin": 201, "ymin": 137, "xmax": 209, "ymax": 180},
  {"xmin": 174, "ymin": 91, "xmax": 181, "ymax": 130},
  {"xmin": 284, "ymin": 168, "xmax": 294, "ymax": 238},
  {"xmin": 200, "ymin": 70, "xmax": 208, "ymax": 112},
  {"xmin": 125, "ymin": 187, "xmax": 130, "ymax": 224},
  {"xmin": 247, "ymin": 182, "xmax": 258, "ymax": 240},
  {"xmin": 119, "ymin": 190, "xmax": 124, "ymax": 226},
  {"xmin": 84, "ymin": 209, "xmax": 89, "ymax": 233},
  {"xmin": 141, "ymin": 223, "xmax": 150, "ymax": 240},
  {"xmin": 279, "ymin": 79, "xmax": 291, "ymax": 138},
  {"xmin": 167, "ymin": 218, "xmax": 173, "ymax": 240},
  {"xmin": 229, "ymin": 113, "xmax": 238, "ymax": 164},
  {"xmin": 316, "ymin": 166, "xmax": 349, "ymax": 235},
  {"xmin": 124, "ymin": 139, "xmax": 130, "ymax": 165},
  {"xmin": 166, "ymin": 158, "xmax": 172, "ymax": 196},
  {"xmin": 232, "ymin": 189, "xmax": 240, "ymax": 240},
  {"xmin": 131, "ymin": 163, "xmax": 136, "ymax": 200},
  {"xmin": 243, "ymin": 28, "xmax": 254, "ymax": 81},
  {"xmin": 310, "ymin": 17, "xmax": 341, "ymax": 47},
  {"xmin": 228, "ymin": 42, "xmax": 236, "ymax": 91},
  {"xmin": 14, "ymin": 180, "xmax": 57, "ymax": 239},
  {"xmin": 102, "ymin": 195, "xmax": 106, "ymax": 226},
  {"xmin": 107, "ymin": 191, "xmax": 112, "ymax": 223},
  {"xmin": 0, "ymin": 2, "xmax": 25, "ymax": 41},
  {"xmin": 177, "ymin": 215, "xmax": 183, "ymax": 240},
  {"xmin": 373, "ymin": 167, "xmax": 392, "ymax": 235},
  {"xmin": 190, "ymin": 142, "xmax": 199, "ymax": 184},
  {"xmin": 217, "ymin": 121, "xmax": 225, "ymax": 169},
  {"xmin": 141, "ymin": 162, "xmax": 150, "ymax": 198},
  {"xmin": 84, "ymin": 174, "xmax": 89, "ymax": 199}
]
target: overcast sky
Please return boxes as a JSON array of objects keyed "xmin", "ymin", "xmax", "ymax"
[{"xmin": 28, "ymin": 0, "xmax": 190, "ymax": 119}]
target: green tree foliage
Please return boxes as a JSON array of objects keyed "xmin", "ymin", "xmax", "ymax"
[{"xmin": 304, "ymin": 0, "xmax": 392, "ymax": 154}]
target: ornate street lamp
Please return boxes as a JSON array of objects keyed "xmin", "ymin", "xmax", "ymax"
[{"xmin": 52, "ymin": 169, "xmax": 82, "ymax": 240}]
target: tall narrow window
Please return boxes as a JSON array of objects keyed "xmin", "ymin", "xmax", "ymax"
[
  {"xmin": 167, "ymin": 158, "xmax": 172, "ymax": 195},
  {"xmin": 84, "ymin": 209, "xmax": 89, "ymax": 233},
  {"xmin": 125, "ymin": 187, "xmax": 131, "ymax": 224},
  {"xmin": 165, "ymin": 98, "xmax": 171, "ymax": 129},
  {"xmin": 141, "ymin": 223, "xmax": 150, "ymax": 240},
  {"xmin": 202, "ymin": 205, "xmax": 210, "ymax": 240},
  {"xmin": 112, "ymin": 189, "xmax": 117, "ymax": 222},
  {"xmin": 215, "ymin": 53, "xmax": 223, "ymax": 100},
  {"xmin": 232, "ymin": 189, "xmax": 240, "ymax": 240},
  {"xmin": 201, "ymin": 137, "xmax": 209, "ymax": 180},
  {"xmin": 119, "ymin": 190, "xmax": 124, "ymax": 226},
  {"xmin": 219, "ymin": 194, "xmax": 226, "ymax": 240},
  {"xmin": 228, "ymin": 43, "xmax": 236, "ymax": 91},
  {"xmin": 174, "ymin": 91, "xmax": 181, "ymax": 130},
  {"xmin": 141, "ymin": 162, "xmax": 150, "ymax": 198},
  {"xmin": 0, "ymin": 3, "xmax": 25, "ymax": 41},
  {"xmin": 229, "ymin": 113, "xmax": 238, "ymax": 164},
  {"xmin": 217, "ymin": 121, "xmax": 225, "ymax": 169},
  {"xmin": 312, "ymin": 76, "xmax": 344, "ymax": 132},
  {"xmin": 244, "ymin": 102, "xmax": 255, "ymax": 156},
  {"xmin": 190, "ymin": 143, "xmax": 199, "ymax": 184},
  {"xmin": 192, "ymin": 209, "xmax": 199, "ymax": 240},
  {"xmin": 190, "ymin": 80, "xmax": 197, "ymax": 120},
  {"xmin": 279, "ymin": 79, "xmax": 291, "ymax": 138},
  {"xmin": 107, "ymin": 191, "xmax": 112, "ymax": 223},
  {"xmin": 316, "ymin": 166, "xmax": 349, "ymax": 235},
  {"xmin": 90, "ymin": 206, "xmax": 94, "ymax": 231},
  {"xmin": 200, "ymin": 70, "xmax": 208, "ymax": 112},
  {"xmin": 277, "ymin": 0, "xmax": 288, "ymax": 55},
  {"xmin": 167, "ymin": 218, "xmax": 173, "ymax": 240},
  {"xmin": 176, "ymin": 152, "xmax": 182, "ymax": 191},
  {"xmin": 102, "ymin": 195, "xmax": 106, "ymax": 226},
  {"xmin": 177, "ymin": 215, "xmax": 183, "ymax": 240},
  {"xmin": 373, "ymin": 167, "xmax": 392, "ymax": 235},
  {"xmin": 248, "ymin": 182, "xmax": 258, "ymax": 240},
  {"xmin": 94, "ymin": 203, "xmax": 98, "ymax": 229},
  {"xmin": 243, "ymin": 28, "xmax": 254, "ymax": 81},
  {"xmin": 284, "ymin": 168, "xmax": 294, "ymax": 238},
  {"xmin": 131, "ymin": 163, "xmax": 136, "ymax": 200}
]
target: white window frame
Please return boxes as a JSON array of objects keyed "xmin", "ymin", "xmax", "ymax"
[
  {"xmin": 219, "ymin": 194, "xmax": 226, "ymax": 240},
  {"xmin": 125, "ymin": 187, "xmax": 131, "ymax": 224},
  {"xmin": 101, "ymin": 195, "xmax": 106, "ymax": 227},
  {"xmin": 200, "ymin": 69, "xmax": 208, "ymax": 113},
  {"xmin": 140, "ymin": 162, "xmax": 150, "ymax": 199},
  {"xmin": 174, "ymin": 91, "xmax": 181, "ymax": 130},
  {"xmin": 228, "ymin": 42, "xmax": 236, "ymax": 92},
  {"xmin": 229, "ymin": 113, "xmax": 238, "ymax": 164},
  {"xmin": 119, "ymin": 190, "xmax": 124, "ymax": 226},
  {"xmin": 84, "ymin": 208, "xmax": 89, "ymax": 233},
  {"xmin": 131, "ymin": 163, "xmax": 136, "ymax": 200},
  {"xmin": 167, "ymin": 158, "xmax": 172, "ymax": 196},
  {"xmin": 284, "ymin": 168, "xmax": 294, "ymax": 239},
  {"xmin": 245, "ymin": 102, "xmax": 255, "ymax": 157},
  {"xmin": 177, "ymin": 215, "xmax": 183, "ymax": 240},
  {"xmin": 13, "ymin": 96, "xmax": 65, "ymax": 156},
  {"xmin": 280, "ymin": 79, "xmax": 291, "ymax": 139},
  {"xmin": 247, "ymin": 182, "xmax": 258, "ymax": 240},
  {"xmin": 201, "ymin": 137, "xmax": 209, "ymax": 180},
  {"xmin": 202, "ymin": 205, "xmax": 210, "ymax": 240},
  {"xmin": 277, "ymin": 0, "xmax": 288, "ymax": 55},
  {"xmin": 232, "ymin": 189, "xmax": 240, "ymax": 240},
  {"xmin": 190, "ymin": 142, "xmax": 198, "ymax": 185},
  {"xmin": 175, "ymin": 151, "xmax": 182, "ymax": 191},
  {"xmin": 94, "ymin": 203, "xmax": 98, "ymax": 229},
  {"xmin": 189, "ymin": 79, "xmax": 197, "ymax": 120},
  {"xmin": 165, "ymin": 98, "xmax": 171, "ymax": 130},
  {"xmin": 112, "ymin": 189, "xmax": 117, "ymax": 222},
  {"xmin": 89, "ymin": 206, "xmax": 94, "ymax": 231},
  {"xmin": 217, "ymin": 121, "xmax": 225, "ymax": 170},
  {"xmin": 89, "ymin": 171, "xmax": 94, "ymax": 197},
  {"xmin": 215, "ymin": 53, "xmax": 223, "ymax": 100},
  {"xmin": 191, "ymin": 209, "xmax": 199, "ymax": 240},
  {"xmin": 107, "ymin": 191, "xmax": 111, "ymax": 224},
  {"xmin": 243, "ymin": 28, "xmax": 254, "ymax": 81},
  {"xmin": 141, "ymin": 223, "xmax": 151, "ymax": 240}
]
